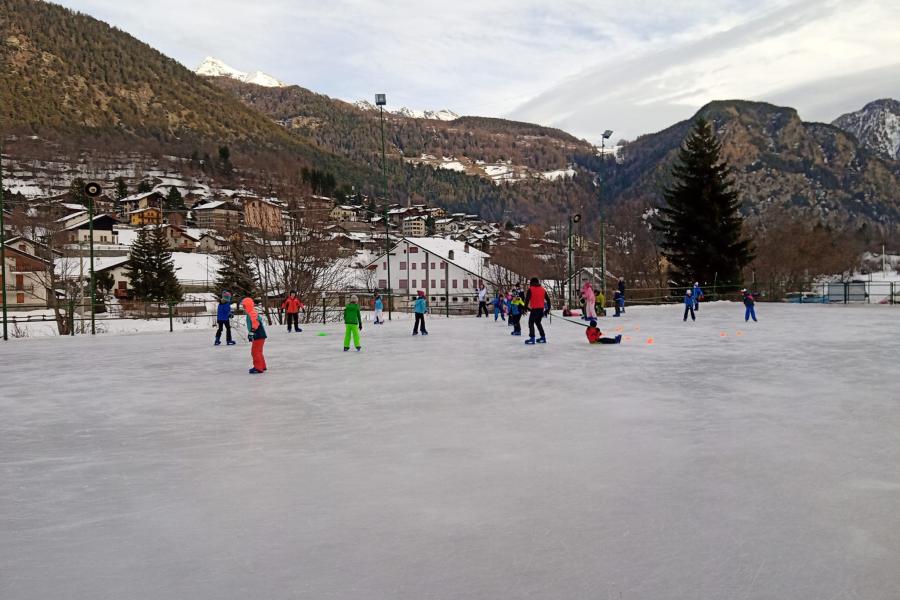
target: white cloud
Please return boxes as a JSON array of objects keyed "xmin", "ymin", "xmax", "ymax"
[{"xmin": 52, "ymin": 0, "xmax": 900, "ymax": 141}]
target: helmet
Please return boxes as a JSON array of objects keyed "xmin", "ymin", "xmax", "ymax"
[{"xmin": 350, "ymin": 294, "xmax": 358, "ymax": 303}]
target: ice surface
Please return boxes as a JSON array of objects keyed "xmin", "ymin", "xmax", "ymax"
[{"xmin": 2, "ymin": 303, "xmax": 899, "ymax": 599}]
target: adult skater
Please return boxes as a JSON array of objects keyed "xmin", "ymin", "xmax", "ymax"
[
  {"xmin": 586, "ymin": 319, "xmax": 621, "ymax": 344},
  {"xmin": 692, "ymin": 281, "xmax": 704, "ymax": 311},
  {"xmin": 742, "ymin": 289, "xmax": 758, "ymax": 322},
  {"xmin": 582, "ymin": 281, "xmax": 597, "ymax": 321},
  {"xmin": 683, "ymin": 289, "xmax": 696, "ymax": 322},
  {"xmin": 617, "ymin": 277, "xmax": 626, "ymax": 314},
  {"xmin": 281, "ymin": 290, "xmax": 303, "ymax": 333},
  {"xmin": 413, "ymin": 290, "xmax": 429, "ymax": 335},
  {"xmin": 477, "ymin": 283, "xmax": 489, "ymax": 317},
  {"xmin": 524, "ymin": 277, "xmax": 549, "ymax": 344},
  {"xmin": 373, "ymin": 293, "xmax": 384, "ymax": 324},
  {"xmin": 242, "ymin": 297, "xmax": 267, "ymax": 374},
  {"xmin": 343, "ymin": 294, "xmax": 363, "ymax": 351},
  {"xmin": 214, "ymin": 290, "xmax": 236, "ymax": 346}
]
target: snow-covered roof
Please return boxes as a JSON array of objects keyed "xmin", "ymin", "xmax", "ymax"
[
  {"xmin": 55, "ymin": 255, "xmax": 130, "ymax": 277},
  {"xmin": 170, "ymin": 252, "xmax": 223, "ymax": 282},
  {"xmin": 119, "ymin": 190, "xmax": 160, "ymax": 204},
  {"xmin": 192, "ymin": 200, "xmax": 227, "ymax": 211}
]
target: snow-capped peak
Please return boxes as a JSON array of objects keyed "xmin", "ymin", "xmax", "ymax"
[
  {"xmin": 196, "ymin": 57, "xmax": 286, "ymax": 88},
  {"xmin": 832, "ymin": 98, "xmax": 900, "ymax": 160},
  {"xmin": 354, "ymin": 100, "xmax": 458, "ymax": 121}
]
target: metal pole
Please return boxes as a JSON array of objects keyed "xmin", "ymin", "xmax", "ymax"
[
  {"xmin": 445, "ymin": 261, "xmax": 449, "ymax": 318},
  {"xmin": 89, "ymin": 196, "xmax": 96, "ymax": 335},
  {"xmin": 380, "ymin": 104, "xmax": 392, "ymax": 321},
  {"xmin": 567, "ymin": 218, "xmax": 573, "ymax": 308},
  {"xmin": 600, "ymin": 211, "xmax": 606, "ymax": 305},
  {"xmin": 168, "ymin": 302, "xmax": 173, "ymax": 332},
  {"xmin": 0, "ymin": 143, "xmax": 8, "ymax": 341}
]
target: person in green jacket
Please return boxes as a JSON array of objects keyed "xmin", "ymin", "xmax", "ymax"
[{"xmin": 343, "ymin": 294, "xmax": 363, "ymax": 352}]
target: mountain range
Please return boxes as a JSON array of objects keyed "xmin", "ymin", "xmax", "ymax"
[{"xmin": 0, "ymin": 0, "xmax": 898, "ymax": 238}]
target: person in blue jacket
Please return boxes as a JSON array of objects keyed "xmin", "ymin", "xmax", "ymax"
[
  {"xmin": 413, "ymin": 290, "xmax": 429, "ymax": 335},
  {"xmin": 214, "ymin": 290, "xmax": 236, "ymax": 345},
  {"xmin": 374, "ymin": 293, "xmax": 384, "ymax": 324},
  {"xmin": 492, "ymin": 290, "xmax": 506, "ymax": 322},
  {"xmin": 613, "ymin": 290, "xmax": 624, "ymax": 317},
  {"xmin": 692, "ymin": 281, "xmax": 703, "ymax": 310},
  {"xmin": 683, "ymin": 289, "xmax": 696, "ymax": 322},
  {"xmin": 742, "ymin": 289, "xmax": 758, "ymax": 322}
]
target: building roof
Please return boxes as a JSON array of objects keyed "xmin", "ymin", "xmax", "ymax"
[
  {"xmin": 118, "ymin": 190, "xmax": 162, "ymax": 204},
  {"xmin": 193, "ymin": 200, "xmax": 241, "ymax": 212}
]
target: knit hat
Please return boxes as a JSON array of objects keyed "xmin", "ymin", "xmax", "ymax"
[
  {"xmin": 589, "ymin": 319, "xmax": 597, "ymax": 327},
  {"xmin": 686, "ymin": 289, "xmax": 692, "ymax": 295},
  {"xmin": 350, "ymin": 294, "xmax": 358, "ymax": 303},
  {"xmin": 417, "ymin": 290, "xmax": 425, "ymax": 297}
]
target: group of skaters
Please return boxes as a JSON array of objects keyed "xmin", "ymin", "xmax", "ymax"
[
  {"xmin": 682, "ymin": 283, "xmax": 759, "ymax": 323},
  {"xmin": 478, "ymin": 279, "xmax": 552, "ymax": 344}
]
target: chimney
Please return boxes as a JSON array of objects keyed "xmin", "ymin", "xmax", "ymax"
[
  {"xmin": 448, "ymin": 249, "xmax": 455, "ymax": 260},
  {"xmin": 464, "ymin": 243, "xmax": 469, "ymax": 253}
]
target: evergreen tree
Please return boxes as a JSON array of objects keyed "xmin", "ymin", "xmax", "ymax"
[
  {"xmin": 165, "ymin": 186, "xmax": 184, "ymax": 211},
  {"xmin": 114, "ymin": 177, "xmax": 128, "ymax": 200},
  {"xmin": 215, "ymin": 239, "xmax": 257, "ymax": 299},
  {"xmin": 125, "ymin": 227, "xmax": 183, "ymax": 302},
  {"xmin": 69, "ymin": 177, "xmax": 87, "ymax": 205},
  {"xmin": 658, "ymin": 118, "xmax": 752, "ymax": 287},
  {"xmin": 218, "ymin": 145, "xmax": 233, "ymax": 176},
  {"xmin": 136, "ymin": 180, "xmax": 153, "ymax": 193}
]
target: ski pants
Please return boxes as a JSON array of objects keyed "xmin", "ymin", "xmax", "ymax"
[
  {"xmin": 215, "ymin": 319, "xmax": 232, "ymax": 343},
  {"xmin": 591, "ymin": 337, "xmax": 619, "ymax": 345},
  {"xmin": 414, "ymin": 313, "xmax": 427, "ymax": 334},
  {"xmin": 286, "ymin": 312, "xmax": 300, "ymax": 331},
  {"xmin": 477, "ymin": 301, "xmax": 489, "ymax": 317},
  {"xmin": 510, "ymin": 313, "xmax": 521, "ymax": 333},
  {"xmin": 375, "ymin": 309, "xmax": 383, "ymax": 323},
  {"xmin": 343, "ymin": 324, "xmax": 361, "ymax": 349},
  {"xmin": 745, "ymin": 306, "xmax": 757, "ymax": 322},
  {"xmin": 494, "ymin": 305, "xmax": 504, "ymax": 321},
  {"xmin": 528, "ymin": 311, "xmax": 545, "ymax": 339},
  {"xmin": 683, "ymin": 306, "xmax": 695, "ymax": 321},
  {"xmin": 251, "ymin": 338, "xmax": 266, "ymax": 371}
]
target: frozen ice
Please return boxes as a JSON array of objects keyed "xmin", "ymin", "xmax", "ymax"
[{"xmin": 1, "ymin": 302, "xmax": 899, "ymax": 599}]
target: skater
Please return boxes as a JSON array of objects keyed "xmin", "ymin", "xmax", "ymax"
[
  {"xmin": 613, "ymin": 289, "xmax": 624, "ymax": 317},
  {"xmin": 477, "ymin": 283, "xmax": 489, "ymax": 317},
  {"xmin": 242, "ymin": 297, "xmax": 267, "ymax": 373},
  {"xmin": 683, "ymin": 289, "xmax": 696, "ymax": 322},
  {"xmin": 525, "ymin": 277, "xmax": 549, "ymax": 344},
  {"xmin": 281, "ymin": 290, "xmax": 303, "ymax": 332},
  {"xmin": 586, "ymin": 319, "xmax": 621, "ymax": 344},
  {"xmin": 509, "ymin": 294, "xmax": 525, "ymax": 335},
  {"xmin": 618, "ymin": 277, "xmax": 626, "ymax": 314},
  {"xmin": 692, "ymin": 281, "xmax": 703, "ymax": 311},
  {"xmin": 742, "ymin": 289, "xmax": 758, "ymax": 322},
  {"xmin": 582, "ymin": 282, "xmax": 597, "ymax": 321},
  {"xmin": 343, "ymin": 294, "xmax": 363, "ymax": 351},
  {"xmin": 214, "ymin": 290, "xmax": 235, "ymax": 346},
  {"xmin": 373, "ymin": 293, "xmax": 384, "ymax": 324},
  {"xmin": 493, "ymin": 290, "xmax": 506, "ymax": 321},
  {"xmin": 505, "ymin": 293, "xmax": 514, "ymax": 326},
  {"xmin": 413, "ymin": 290, "xmax": 429, "ymax": 335}
]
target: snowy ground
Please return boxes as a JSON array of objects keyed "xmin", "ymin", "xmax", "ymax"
[{"xmin": 2, "ymin": 302, "xmax": 899, "ymax": 600}]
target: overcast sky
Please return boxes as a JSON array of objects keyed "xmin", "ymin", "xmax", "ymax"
[{"xmin": 55, "ymin": 0, "xmax": 900, "ymax": 143}]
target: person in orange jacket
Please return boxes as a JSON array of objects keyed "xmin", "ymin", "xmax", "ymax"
[
  {"xmin": 281, "ymin": 290, "xmax": 304, "ymax": 333},
  {"xmin": 242, "ymin": 297, "xmax": 268, "ymax": 374}
]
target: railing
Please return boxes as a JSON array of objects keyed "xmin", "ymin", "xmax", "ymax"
[{"xmin": 4, "ymin": 285, "xmax": 35, "ymax": 292}]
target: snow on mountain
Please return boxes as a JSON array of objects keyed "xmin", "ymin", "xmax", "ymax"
[
  {"xmin": 195, "ymin": 57, "xmax": 286, "ymax": 88},
  {"xmin": 354, "ymin": 100, "xmax": 458, "ymax": 121},
  {"xmin": 832, "ymin": 99, "xmax": 900, "ymax": 160}
]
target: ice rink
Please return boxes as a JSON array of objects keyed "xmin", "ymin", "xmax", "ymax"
[{"xmin": 2, "ymin": 302, "xmax": 899, "ymax": 599}]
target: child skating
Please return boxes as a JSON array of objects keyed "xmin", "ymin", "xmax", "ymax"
[
  {"xmin": 281, "ymin": 290, "xmax": 303, "ymax": 333},
  {"xmin": 214, "ymin": 290, "xmax": 236, "ymax": 346},
  {"xmin": 373, "ymin": 293, "xmax": 384, "ymax": 324},
  {"xmin": 493, "ymin": 290, "xmax": 506, "ymax": 322},
  {"xmin": 586, "ymin": 319, "xmax": 621, "ymax": 344},
  {"xmin": 509, "ymin": 295, "xmax": 524, "ymax": 336},
  {"xmin": 242, "ymin": 297, "xmax": 267, "ymax": 374},
  {"xmin": 742, "ymin": 289, "xmax": 758, "ymax": 322},
  {"xmin": 683, "ymin": 289, "xmax": 696, "ymax": 322},
  {"xmin": 525, "ymin": 277, "xmax": 549, "ymax": 344},
  {"xmin": 343, "ymin": 294, "xmax": 363, "ymax": 351},
  {"xmin": 613, "ymin": 290, "xmax": 624, "ymax": 317},
  {"xmin": 692, "ymin": 281, "xmax": 703, "ymax": 311},
  {"xmin": 413, "ymin": 290, "xmax": 429, "ymax": 335}
]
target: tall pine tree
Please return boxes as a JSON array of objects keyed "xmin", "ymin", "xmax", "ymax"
[
  {"xmin": 125, "ymin": 227, "xmax": 183, "ymax": 302},
  {"xmin": 165, "ymin": 186, "xmax": 184, "ymax": 211},
  {"xmin": 215, "ymin": 239, "xmax": 257, "ymax": 299},
  {"xmin": 658, "ymin": 118, "xmax": 752, "ymax": 288}
]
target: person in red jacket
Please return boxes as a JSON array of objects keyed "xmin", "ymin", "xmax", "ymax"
[
  {"xmin": 585, "ymin": 319, "xmax": 621, "ymax": 344},
  {"xmin": 524, "ymin": 277, "xmax": 549, "ymax": 344},
  {"xmin": 281, "ymin": 290, "xmax": 304, "ymax": 333}
]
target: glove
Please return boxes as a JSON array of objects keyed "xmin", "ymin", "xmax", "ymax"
[
  {"xmin": 248, "ymin": 333, "xmax": 254, "ymax": 342},
  {"xmin": 358, "ymin": 323, "xmax": 363, "ymax": 331}
]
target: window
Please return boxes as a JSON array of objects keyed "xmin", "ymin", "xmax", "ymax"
[
  {"xmin": 431, "ymin": 280, "xmax": 436, "ymax": 288},
  {"xmin": 452, "ymin": 279, "xmax": 458, "ymax": 288},
  {"xmin": 409, "ymin": 247, "xmax": 418, "ymax": 253},
  {"xmin": 453, "ymin": 297, "xmax": 459, "ymax": 302},
  {"xmin": 411, "ymin": 263, "xmax": 417, "ymax": 270},
  {"xmin": 400, "ymin": 261, "xmax": 407, "ymax": 270},
  {"xmin": 378, "ymin": 279, "xmax": 387, "ymax": 288},
  {"xmin": 421, "ymin": 262, "xmax": 427, "ymax": 269},
  {"xmin": 411, "ymin": 280, "xmax": 417, "ymax": 288},
  {"xmin": 431, "ymin": 262, "xmax": 436, "ymax": 270},
  {"xmin": 382, "ymin": 262, "xmax": 387, "ymax": 269},
  {"xmin": 440, "ymin": 262, "xmax": 446, "ymax": 268},
  {"xmin": 462, "ymin": 297, "xmax": 469, "ymax": 302},
  {"xmin": 440, "ymin": 280, "xmax": 446, "ymax": 288},
  {"xmin": 399, "ymin": 279, "xmax": 408, "ymax": 289},
  {"xmin": 463, "ymin": 279, "xmax": 469, "ymax": 289}
]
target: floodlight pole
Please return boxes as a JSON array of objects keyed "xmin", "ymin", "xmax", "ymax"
[
  {"xmin": 567, "ymin": 217, "xmax": 573, "ymax": 307},
  {"xmin": 88, "ymin": 194, "xmax": 95, "ymax": 335},
  {"xmin": 377, "ymin": 93, "xmax": 392, "ymax": 320},
  {"xmin": 0, "ymin": 142, "xmax": 7, "ymax": 341}
]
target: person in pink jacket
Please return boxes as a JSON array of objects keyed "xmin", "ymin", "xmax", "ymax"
[{"xmin": 582, "ymin": 282, "xmax": 597, "ymax": 320}]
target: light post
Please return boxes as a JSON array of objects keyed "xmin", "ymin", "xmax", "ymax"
[
  {"xmin": 598, "ymin": 129, "xmax": 613, "ymax": 305},
  {"xmin": 376, "ymin": 92, "xmax": 392, "ymax": 320},
  {"xmin": 84, "ymin": 182, "xmax": 102, "ymax": 335},
  {"xmin": 567, "ymin": 213, "xmax": 581, "ymax": 307},
  {"xmin": 0, "ymin": 142, "xmax": 7, "ymax": 341}
]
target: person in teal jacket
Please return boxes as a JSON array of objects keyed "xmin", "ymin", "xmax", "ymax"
[
  {"xmin": 343, "ymin": 294, "xmax": 363, "ymax": 351},
  {"xmin": 413, "ymin": 290, "xmax": 429, "ymax": 335}
]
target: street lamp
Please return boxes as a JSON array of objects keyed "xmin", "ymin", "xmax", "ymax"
[
  {"xmin": 84, "ymin": 181, "xmax": 102, "ymax": 335},
  {"xmin": 0, "ymin": 142, "xmax": 7, "ymax": 341},
  {"xmin": 376, "ymin": 92, "xmax": 392, "ymax": 320},
  {"xmin": 598, "ymin": 129, "xmax": 613, "ymax": 305},
  {"xmin": 567, "ymin": 213, "xmax": 581, "ymax": 306}
]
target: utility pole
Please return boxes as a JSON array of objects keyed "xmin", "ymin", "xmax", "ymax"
[
  {"xmin": 0, "ymin": 142, "xmax": 7, "ymax": 341},
  {"xmin": 84, "ymin": 182, "xmax": 102, "ymax": 335},
  {"xmin": 376, "ymin": 93, "xmax": 392, "ymax": 320},
  {"xmin": 599, "ymin": 129, "xmax": 613, "ymax": 306}
]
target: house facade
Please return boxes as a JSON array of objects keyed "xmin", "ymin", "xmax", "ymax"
[
  {"xmin": 2, "ymin": 241, "xmax": 51, "ymax": 308},
  {"xmin": 128, "ymin": 207, "xmax": 163, "ymax": 227},
  {"xmin": 193, "ymin": 201, "xmax": 242, "ymax": 232},
  {"xmin": 244, "ymin": 198, "xmax": 284, "ymax": 235}
]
